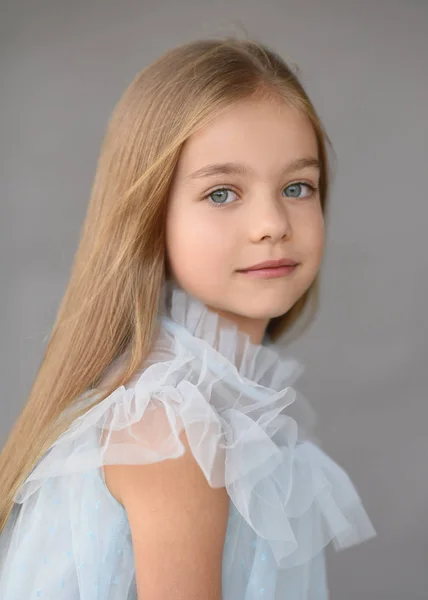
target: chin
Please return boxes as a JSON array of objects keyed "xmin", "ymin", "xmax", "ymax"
[
  {"xmin": 257, "ymin": 293, "xmax": 301, "ymax": 315},
  {"xmin": 230, "ymin": 298, "xmax": 296, "ymax": 321}
]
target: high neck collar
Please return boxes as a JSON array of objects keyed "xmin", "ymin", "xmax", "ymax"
[{"xmin": 160, "ymin": 281, "xmax": 303, "ymax": 394}]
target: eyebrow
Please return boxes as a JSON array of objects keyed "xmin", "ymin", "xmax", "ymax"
[{"xmin": 186, "ymin": 157, "xmax": 321, "ymax": 181}]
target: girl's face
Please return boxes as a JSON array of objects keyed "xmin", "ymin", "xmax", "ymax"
[{"xmin": 166, "ymin": 96, "xmax": 324, "ymax": 342}]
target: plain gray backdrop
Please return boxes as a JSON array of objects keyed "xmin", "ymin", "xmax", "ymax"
[{"xmin": 1, "ymin": 1, "xmax": 427, "ymax": 598}]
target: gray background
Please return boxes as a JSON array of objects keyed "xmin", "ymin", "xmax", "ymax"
[{"xmin": 1, "ymin": 1, "xmax": 427, "ymax": 598}]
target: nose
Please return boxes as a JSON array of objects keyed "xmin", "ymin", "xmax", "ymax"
[{"xmin": 248, "ymin": 194, "xmax": 291, "ymax": 243}]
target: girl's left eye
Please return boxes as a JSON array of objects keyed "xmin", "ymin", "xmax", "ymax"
[{"xmin": 283, "ymin": 182, "xmax": 315, "ymax": 198}]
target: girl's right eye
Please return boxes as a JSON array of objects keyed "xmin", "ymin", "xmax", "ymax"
[{"xmin": 204, "ymin": 187, "xmax": 238, "ymax": 207}]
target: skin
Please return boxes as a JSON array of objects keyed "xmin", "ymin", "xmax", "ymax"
[
  {"xmin": 106, "ymin": 95, "xmax": 326, "ymax": 599},
  {"xmin": 166, "ymin": 95, "xmax": 325, "ymax": 343}
]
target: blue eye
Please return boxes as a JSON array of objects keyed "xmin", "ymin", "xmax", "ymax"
[
  {"xmin": 204, "ymin": 183, "xmax": 316, "ymax": 206},
  {"xmin": 206, "ymin": 188, "xmax": 237, "ymax": 206},
  {"xmin": 283, "ymin": 182, "xmax": 315, "ymax": 198}
]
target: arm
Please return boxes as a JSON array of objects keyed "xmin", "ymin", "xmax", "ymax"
[{"xmin": 104, "ymin": 430, "xmax": 230, "ymax": 599}]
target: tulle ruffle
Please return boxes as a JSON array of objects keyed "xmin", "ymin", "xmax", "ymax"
[{"xmin": 15, "ymin": 284, "xmax": 376, "ymax": 571}]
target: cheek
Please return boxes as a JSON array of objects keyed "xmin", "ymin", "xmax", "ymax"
[
  {"xmin": 166, "ymin": 210, "xmax": 234, "ymax": 279},
  {"xmin": 312, "ymin": 217, "xmax": 325, "ymax": 256},
  {"xmin": 299, "ymin": 209, "xmax": 325, "ymax": 266}
]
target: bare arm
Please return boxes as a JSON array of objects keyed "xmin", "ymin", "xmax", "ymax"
[{"xmin": 104, "ymin": 431, "xmax": 230, "ymax": 599}]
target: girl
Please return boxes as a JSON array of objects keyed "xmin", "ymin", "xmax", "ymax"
[{"xmin": 0, "ymin": 37, "xmax": 376, "ymax": 599}]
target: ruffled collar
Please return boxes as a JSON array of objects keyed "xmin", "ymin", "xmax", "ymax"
[
  {"xmin": 14, "ymin": 280, "xmax": 375, "ymax": 572},
  {"xmin": 161, "ymin": 281, "xmax": 299, "ymax": 380},
  {"xmin": 159, "ymin": 281, "xmax": 315, "ymax": 435}
]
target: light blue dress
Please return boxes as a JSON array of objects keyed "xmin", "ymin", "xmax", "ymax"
[{"xmin": 0, "ymin": 284, "xmax": 376, "ymax": 599}]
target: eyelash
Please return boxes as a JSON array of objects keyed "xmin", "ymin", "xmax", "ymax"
[{"xmin": 203, "ymin": 182, "xmax": 318, "ymax": 208}]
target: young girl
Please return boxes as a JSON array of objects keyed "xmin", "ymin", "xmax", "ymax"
[{"xmin": 0, "ymin": 37, "xmax": 376, "ymax": 599}]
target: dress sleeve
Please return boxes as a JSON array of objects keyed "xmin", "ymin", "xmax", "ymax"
[{"xmin": 14, "ymin": 343, "xmax": 375, "ymax": 570}]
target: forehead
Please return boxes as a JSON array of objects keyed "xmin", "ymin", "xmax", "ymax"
[{"xmin": 175, "ymin": 97, "xmax": 318, "ymax": 178}]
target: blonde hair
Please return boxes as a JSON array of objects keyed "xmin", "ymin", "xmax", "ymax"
[{"xmin": 0, "ymin": 37, "xmax": 331, "ymax": 530}]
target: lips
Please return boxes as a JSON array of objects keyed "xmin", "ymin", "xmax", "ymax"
[{"xmin": 238, "ymin": 258, "xmax": 299, "ymax": 272}]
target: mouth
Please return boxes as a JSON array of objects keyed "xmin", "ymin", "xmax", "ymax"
[{"xmin": 237, "ymin": 259, "xmax": 299, "ymax": 279}]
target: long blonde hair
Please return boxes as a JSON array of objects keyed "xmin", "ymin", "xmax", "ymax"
[{"xmin": 0, "ymin": 37, "xmax": 331, "ymax": 530}]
